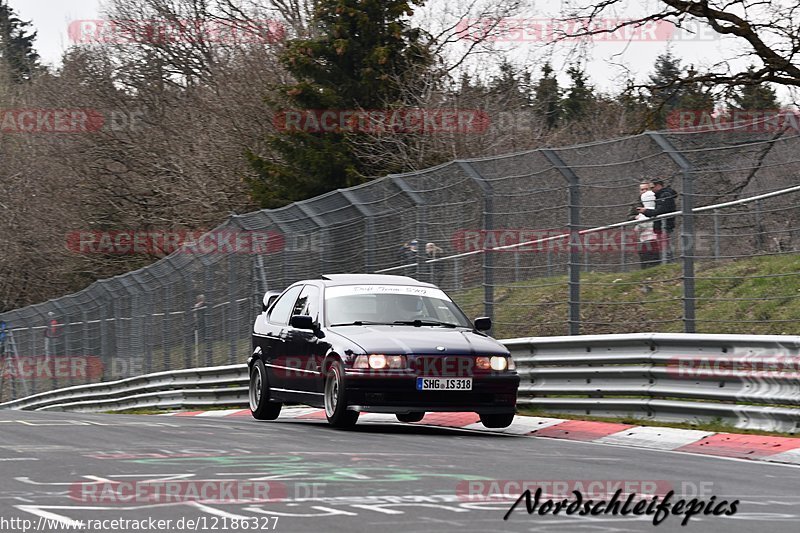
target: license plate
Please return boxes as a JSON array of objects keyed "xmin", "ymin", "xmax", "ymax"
[{"xmin": 416, "ymin": 377, "xmax": 472, "ymax": 391}]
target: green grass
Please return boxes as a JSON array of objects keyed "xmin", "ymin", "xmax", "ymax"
[{"xmin": 452, "ymin": 254, "xmax": 800, "ymax": 338}]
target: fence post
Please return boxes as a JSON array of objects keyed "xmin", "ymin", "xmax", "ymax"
[
  {"xmin": 713, "ymin": 209, "xmax": 720, "ymax": 260},
  {"xmin": 541, "ymin": 149, "xmax": 581, "ymax": 336},
  {"xmin": 647, "ymin": 132, "xmax": 696, "ymax": 333},
  {"xmin": 458, "ymin": 162, "xmax": 495, "ymax": 326}
]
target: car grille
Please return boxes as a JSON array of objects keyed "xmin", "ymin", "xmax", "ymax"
[{"xmin": 412, "ymin": 355, "xmax": 481, "ymax": 377}]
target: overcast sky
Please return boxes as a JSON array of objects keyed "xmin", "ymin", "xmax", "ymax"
[
  {"xmin": 9, "ymin": 0, "xmax": 104, "ymax": 65},
  {"xmin": 8, "ymin": 0, "xmax": 792, "ymax": 103}
]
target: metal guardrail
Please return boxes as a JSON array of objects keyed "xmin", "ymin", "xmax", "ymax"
[
  {"xmin": 508, "ymin": 333, "xmax": 800, "ymax": 433},
  {"xmin": 0, "ymin": 364, "xmax": 247, "ymax": 412},
  {"xmin": 2, "ymin": 334, "xmax": 800, "ymax": 432}
]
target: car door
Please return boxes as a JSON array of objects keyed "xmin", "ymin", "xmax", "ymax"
[
  {"xmin": 261, "ymin": 284, "xmax": 303, "ymax": 393},
  {"xmin": 284, "ymin": 284, "xmax": 325, "ymax": 394}
]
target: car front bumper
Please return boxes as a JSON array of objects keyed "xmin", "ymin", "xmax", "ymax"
[{"xmin": 343, "ymin": 370, "xmax": 520, "ymax": 414}]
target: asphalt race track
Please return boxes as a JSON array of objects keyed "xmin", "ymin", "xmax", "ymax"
[{"xmin": 0, "ymin": 410, "xmax": 798, "ymax": 533}]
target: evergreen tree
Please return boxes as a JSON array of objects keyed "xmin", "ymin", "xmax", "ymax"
[
  {"xmin": 675, "ymin": 67, "xmax": 715, "ymax": 112},
  {"xmin": 533, "ymin": 63, "xmax": 560, "ymax": 129},
  {"xmin": 646, "ymin": 50, "xmax": 684, "ymax": 128},
  {"xmin": 730, "ymin": 66, "xmax": 779, "ymax": 110},
  {"xmin": 247, "ymin": 0, "xmax": 432, "ymax": 208},
  {"xmin": 562, "ymin": 64, "xmax": 594, "ymax": 121},
  {"xmin": 0, "ymin": 1, "xmax": 40, "ymax": 82},
  {"xmin": 487, "ymin": 60, "xmax": 532, "ymax": 109}
]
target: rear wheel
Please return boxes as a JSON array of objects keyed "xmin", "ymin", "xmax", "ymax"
[
  {"xmin": 324, "ymin": 361, "xmax": 359, "ymax": 428},
  {"xmin": 396, "ymin": 412, "xmax": 425, "ymax": 423},
  {"xmin": 479, "ymin": 412, "xmax": 515, "ymax": 428},
  {"xmin": 250, "ymin": 359, "xmax": 282, "ymax": 420}
]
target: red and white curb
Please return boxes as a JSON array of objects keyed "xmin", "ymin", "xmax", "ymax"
[{"xmin": 159, "ymin": 408, "xmax": 800, "ymax": 466}]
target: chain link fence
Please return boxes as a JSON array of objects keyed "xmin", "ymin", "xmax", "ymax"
[{"xmin": 1, "ymin": 126, "xmax": 799, "ymax": 401}]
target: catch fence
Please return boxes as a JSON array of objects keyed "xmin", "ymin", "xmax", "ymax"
[{"xmin": 1, "ymin": 125, "xmax": 798, "ymax": 401}]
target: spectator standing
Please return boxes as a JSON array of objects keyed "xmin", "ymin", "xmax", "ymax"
[
  {"xmin": 0, "ymin": 321, "xmax": 7, "ymax": 358},
  {"xmin": 638, "ymin": 178, "xmax": 678, "ymax": 263},
  {"xmin": 44, "ymin": 312, "xmax": 60, "ymax": 357},
  {"xmin": 425, "ymin": 242, "xmax": 445, "ymax": 285},
  {"xmin": 627, "ymin": 182, "xmax": 650, "ymax": 220},
  {"xmin": 399, "ymin": 239, "xmax": 418, "ymax": 276},
  {"xmin": 634, "ymin": 190, "xmax": 660, "ymax": 269}
]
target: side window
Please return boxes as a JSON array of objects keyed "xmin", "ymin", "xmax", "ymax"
[
  {"xmin": 268, "ymin": 285, "xmax": 303, "ymax": 325},
  {"xmin": 292, "ymin": 285, "xmax": 320, "ymax": 321}
]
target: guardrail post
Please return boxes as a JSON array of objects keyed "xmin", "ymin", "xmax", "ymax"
[
  {"xmin": 647, "ymin": 132, "xmax": 696, "ymax": 333},
  {"xmin": 713, "ymin": 209, "xmax": 720, "ymax": 260},
  {"xmin": 541, "ymin": 150, "xmax": 581, "ymax": 336},
  {"xmin": 458, "ymin": 161, "xmax": 494, "ymax": 326}
]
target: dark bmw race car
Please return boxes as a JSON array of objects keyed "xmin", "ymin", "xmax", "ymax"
[{"xmin": 248, "ymin": 274, "xmax": 520, "ymax": 428}]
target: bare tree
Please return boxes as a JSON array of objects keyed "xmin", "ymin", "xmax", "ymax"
[{"xmin": 555, "ymin": 1, "xmax": 800, "ymax": 94}]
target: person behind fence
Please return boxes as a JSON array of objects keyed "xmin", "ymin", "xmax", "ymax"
[
  {"xmin": 44, "ymin": 311, "xmax": 60, "ymax": 357},
  {"xmin": 628, "ymin": 182, "xmax": 650, "ymax": 220},
  {"xmin": 0, "ymin": 321, "xmax": 7, "ymax": 358},
  {"xmin": 638, "ymin": 178, "xmax": 677, "ymax": 263},
  {"xmin": 425, "ymin": 242, "xmax": 445, "ymax": 285},
  {"xmin": 634, "ymin": 188, "xmax": 660, "ymax": 269},
  {"xmin": 399, "ymin": 239, "xmax": 418, "ymax": 276}
]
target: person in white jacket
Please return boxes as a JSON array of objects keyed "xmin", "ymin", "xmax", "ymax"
[{"xmin": 634, "ymin": 189, "xmax": 660, "ymax": 268}]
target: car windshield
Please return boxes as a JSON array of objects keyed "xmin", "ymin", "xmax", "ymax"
[{"xmin": 325, "ymin": 285, "xmax": 472, "ymax": 328}]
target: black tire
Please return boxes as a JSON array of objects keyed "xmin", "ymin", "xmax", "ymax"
[
  {"xmin": 324, "ymin": 361, "xmax": 359, "ymax": 428},
  {"xmin": 396, "ymin": 412, "xmax": 425, "ymax": 423},
  {"xmin": 250, "ymin": 359, "xmax": 282, "ymax": 420},
  {"xmin": 479, "ymin": 412, "xmax": 515, "ymax": 428}
]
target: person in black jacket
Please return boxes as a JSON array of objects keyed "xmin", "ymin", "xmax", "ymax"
[{"xmin": 637, "ymin": 179, "xmax": 678, "ymax": 263}]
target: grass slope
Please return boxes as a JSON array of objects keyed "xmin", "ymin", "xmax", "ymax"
[{"xmin": 453, "ymin": 254, "xmax": 800, "ymax": 338}]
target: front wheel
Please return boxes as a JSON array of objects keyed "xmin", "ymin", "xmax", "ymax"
[
  {"xmin": 479, "ymin": 412, "xmax": 515, "ymax": 428},
  {"xmin": 396, "ymin": 412, "xmax": 425, "ymax": 423},
  {"xmin": 250, "ymin": 359, "xmax": 282, "ymax": 420},
  {"xmin": 324, "ymin": 361, "xmax": 359, "ymax": 428}
]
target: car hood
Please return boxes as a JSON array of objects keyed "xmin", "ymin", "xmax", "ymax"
[{"xmin": 328, "ymin": 325, "xmax": 508, "ymax": 356}]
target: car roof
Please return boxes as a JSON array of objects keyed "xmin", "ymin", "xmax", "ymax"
[{"xmin": 318, "ymin": 274, "xmax": 436, "ymax": 288}]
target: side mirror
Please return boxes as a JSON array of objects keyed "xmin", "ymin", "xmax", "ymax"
[
  {"xmin": 262, "ymin": 291, "xmax": 280, "ymax": 312},
  {"xmin": 474, "ymin": 317, "xmax": 492, "ymax": 331},
  {"xmin": 290, "ymin": 315, "xmax": 315, "ymax": 330}
]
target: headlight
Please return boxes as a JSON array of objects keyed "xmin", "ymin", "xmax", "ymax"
[
  {"xmin": 507, "ymin": 356, "xmax": 516, "ymax": 370},
  {"xmin": 475, "ymin": 357, "xmax": 491, "ymax": 370},
  {"xmin": 354, "ymin": 354, "xmax": 406, "ymax": 369},
  {"xmin": 490, "ymin": 356, "xmax": 508, "ymax": 371}
]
